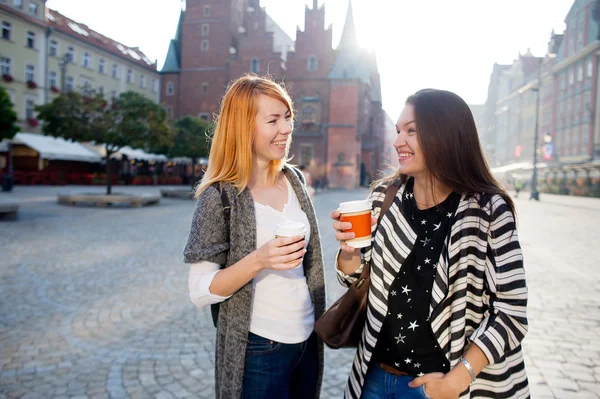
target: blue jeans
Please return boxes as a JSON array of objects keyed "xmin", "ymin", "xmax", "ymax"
[
  {"xmin": 362, "ymin": 363, "xmax": 429, "ymax": 399},
  {"xmin": 242, "ymin": 332, "xmax": 318, "ymax": 399}
]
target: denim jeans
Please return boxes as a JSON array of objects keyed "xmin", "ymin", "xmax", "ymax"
[
  {"xmin": 242, "ymin": 331, "xmax": 318, "ymax": 399},
  {"xmin": 362, "ymin": 363, "xmax": 430, "ymax": 399}
]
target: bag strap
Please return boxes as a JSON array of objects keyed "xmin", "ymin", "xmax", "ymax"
[
  {"xmin": 215, "ymin": 183, "xmax": 231, "ymax": 265},
  {"xmin": 378, "ymin": 178, "xmax": 401, "ymax": 224}
]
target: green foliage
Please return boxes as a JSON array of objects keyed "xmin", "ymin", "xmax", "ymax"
[
  {"xmin": 0, "ymin": 86, "xmax": 20, "ymax": 141},
  {"xmin": 171, "ymin": 116, "xmax": 211, "ymax": 160},
  {"xmin": 36, "ymin": 90, "xmax": 173, "ymax": 156}
]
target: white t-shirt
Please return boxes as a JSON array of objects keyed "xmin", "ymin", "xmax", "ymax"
[{"xmin": 187, "ymin": 177, "xmax": 315, "ymax": 344}]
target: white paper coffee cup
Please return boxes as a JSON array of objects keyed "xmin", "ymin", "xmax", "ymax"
[{"xmin": 274, "ymin": 220, "xmax": 307, "ymax": 239}]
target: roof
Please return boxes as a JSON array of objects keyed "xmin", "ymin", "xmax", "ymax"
[
  {"xmin": 0, "ymin": 4, "xmax": 46, "ymax": 28},
  {"xmin": 13, "ymin": 133, "xmax": 102, "ymax": 163},
  {"xmin": 266, "ymin": 14, "xmax": 294, "ymax": 61},
  {"xmin": 47, "ymin": 9, "xmax": 157, "ymax": 72},
  {"xmin": 161, "ymin": 11, "xmax": 183, "ymax": 73},
  {"xmin": 328, "ymin": 1, "xmax": 371, "ymax": 83}
]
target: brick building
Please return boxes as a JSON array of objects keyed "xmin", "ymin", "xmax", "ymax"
[{"xmin": 160, "ymin": 0, "xmax": 386, "ymax": 189}]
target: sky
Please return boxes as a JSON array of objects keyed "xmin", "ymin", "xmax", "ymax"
[{"xmin": 46, "ymin": 0, "xmax": 575, "ymax": 120}]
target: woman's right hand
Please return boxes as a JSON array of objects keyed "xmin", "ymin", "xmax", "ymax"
[
  {"xmin": 254, "ymin": 236, "xmax": 307, "ymax": 270},
  {"xmin": 331, "ymin": 210, "xmax": 377, "ymax": 254}
]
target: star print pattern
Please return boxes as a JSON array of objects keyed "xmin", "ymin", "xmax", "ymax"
[{"xmin": 375, "ymin": 178, "xmax": 459, "ymax": 377}]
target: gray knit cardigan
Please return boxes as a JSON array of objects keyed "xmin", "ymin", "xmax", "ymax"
[{"xmin": 183, "ymin": 166, "xmax": 326, "ymax": 399}]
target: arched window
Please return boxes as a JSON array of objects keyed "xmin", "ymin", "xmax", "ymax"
[
  {"xmin": 166, "ymin": 82, "xmax": 174, "ymax": 96},
  {"xmin": 308, "ymin": 55, "xmax": 318, "ymax": 72},
  {"xmin": 250, "ymin": 58, "xmax": 259, "ymax": 73}
]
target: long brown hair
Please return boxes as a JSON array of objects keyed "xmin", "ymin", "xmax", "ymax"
[
  {"xmin": 195, "ymin": 74, "xmax": 294, "ymax": 198},
  {"xmin": 380, "ymin": 89, "xmax": 515, "ymax": 217}
]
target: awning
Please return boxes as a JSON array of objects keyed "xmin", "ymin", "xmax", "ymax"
[
  {"xmin": 12, "ymin": 133, "xmax": 102, "ymax": 163},
  {"xmin": 118, "ymin": 147, "xmax": 167, "ymax": 162},
  {"xmin": 83, "ymin": 144, "xmax": 168, "ymax": 162}
]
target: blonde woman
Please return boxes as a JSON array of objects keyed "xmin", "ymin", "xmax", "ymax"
[{"xmin": 184, "ymin": 75, "xmax": 325, "ymax": 399}]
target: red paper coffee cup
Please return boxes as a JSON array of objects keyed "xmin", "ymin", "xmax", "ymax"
[{"xmin": 338, "ymin": 199, "xmax": 372, "ymax": 248}]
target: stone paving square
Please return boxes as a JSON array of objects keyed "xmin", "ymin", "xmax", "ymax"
[{"xmin": 1, "ymin": 186, "xmax": 599, "ymax": 398}]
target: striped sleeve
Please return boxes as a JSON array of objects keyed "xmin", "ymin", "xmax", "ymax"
[{"xmin": 471, "ymin": 196, "xmax": 528, "ymax": 366}]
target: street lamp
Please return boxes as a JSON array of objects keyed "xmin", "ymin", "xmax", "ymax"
[
  {"xmin": 58, "ymin": 53, "xmax": 70, "ymax": 92},
  {"xmin": 530, "ymin": 72, "xmax": 542, "ymax": 201}
]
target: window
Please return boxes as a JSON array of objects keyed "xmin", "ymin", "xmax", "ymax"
[
  {"xmin": 140, "ymin": 74, "xmax": 146, "ymax": 89},
  {"xmin": 49, "ymin": 71, "xmax": 56, "ymax": 87},
  {"xmin": 308, "ymin": 55, "xmax": 317, "ymax": 72},
  {"xmin": 202, "ymin": 24, "xmax": 209, "ymax": 36},
  {"xmin": 111, "ymin": 90, "xmax": 117, "ymax": 100},
  {"xmin": 49, "ymin": 40, "xmax": 57, "ymax": 56},
  {"xmin": 577, "ymin": 64, "xmax": 583, "ymax": 82},
  {"xmin": 26, "ymin": 31, "xmax": 35, "ymax": 49},
  {"xmin": 0, "ymin": 57, "xmax": 10, "ymax": 75},
  {"xmin": 111, "ymin": 63, "xmax": 118, "ymax": 78},
  {"xmin": 14, "ymin": 0, "xmax": 22, "ymax": 8},
  {"xmin": 25, "ymin": 99, "xmax": 35, "ymax": 119},
  {"xmin": 202, "ymin": 83, "xmax": 208, "ymax": 96},
  {"xmin": 66, "ymin": 46, "xmax": 74, "ymax": 63},
  {"xmin": 568, "ymin": 68, "xmax": 574, "ymax": 86},
  {"xmin": 302, "ymin": 106, "xmax": 316, "ymax": 124},
  {"xmin": 29, "ymin": 1, "xmax": 37, "ymax": 15},
  {"xmin": 98, "ymin": 59, "xmax": 105, "ymax": 74},
  {"xmin": 588, "ymin": 59, "xmax": 594, "ymax": 78},
  {"xmin": 25, "ymin": 64, "xmax": 34, "ymax": 81},
  {"xmin": 152, "ymin": 78, "xmax": 158, "ymax": 93},
  {"xmin": 337, "ymin": 152, "xmax": 346, "ymax": 163},
  {"xmin": 199, "ymin": 113, "xmax": 209, "ymax": 121},
  {"xmin": 65, "ymin": 76, "xmax": 73, "ymax": 91},
  {"xmin": 2, "ymin": 22, "xmax": 11, "ymax": 41},
  {"xmin": 299, "ymin": 144, "xmax": 314, "ymax": 166},
  {"xmin": 166, "ymin": 81, "xmax": 174, "ymax": 96},
  {"xmin": 81, "ymin": 81, "xmax": 91, "ymax": 96},
  {"xmin": 98, "ymin": 86, "xmax": 104, "ymax": 96},
  {"xmin": 127, "ymin": 69, "xmax": 132, "ymax": 83},
  {"xmin": 204, "ymin": 5, "xmax": 211, "ymax": 17},
  {"xmin": 83, "ymin": 52, "xmax": 91, "ymax": 68},
  {"xmin": 167, "ymin": 106, "xmax": 173, "ymax": 119},
  {"xmin": 250, "ymin": 58, "xmax": 259, "ymax": 73},
  {"xmin": 201, "ymin": 40, "xmax": 209, "ymax": 51}
]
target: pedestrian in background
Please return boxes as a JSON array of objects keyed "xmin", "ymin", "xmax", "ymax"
[
  {"xmin": 331, "ymin": 89, "xmax": 529, "ymax": 398},
  {"xmin": 183, "ymin": 75, "xmax": 325, "ymax": 399}
]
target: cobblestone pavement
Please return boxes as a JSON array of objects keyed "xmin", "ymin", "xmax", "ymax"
[{"xmin": 1, "ymin": 186, "xmax": 599, "ymax": 398}]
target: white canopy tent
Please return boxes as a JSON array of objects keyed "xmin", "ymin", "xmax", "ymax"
[{"xmin": 12, "ymin": 133, "xmax": 102, "ymax": 163}]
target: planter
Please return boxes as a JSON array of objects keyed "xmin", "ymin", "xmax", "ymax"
[
  {"xmin": 2, "ymin": 74, "xmax": 14, "ymax": 83},
  {"xmin": 26, "ymin": 80, "xmax": 38, "ymax": 89},
  {"xmin": 26, "ymin": 118, "xmax": 39, "ymax": 127},
  {"xmin": 51, "ymin": 86, "xmax": 60, "ymax": 93}
]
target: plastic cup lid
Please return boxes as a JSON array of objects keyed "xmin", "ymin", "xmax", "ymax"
[
  {"xmin": 274, "ymin": 220, "xmax": 307, "ymax": 237},
  {"xmin": 338, "ymin": 199, "xmax": 371, "ymax": 213}
]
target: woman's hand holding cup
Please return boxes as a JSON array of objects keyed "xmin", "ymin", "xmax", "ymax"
[
  {"xmin": 255, "ymin": 236, "xmax": 307, "ymax": 270},
  {"xmin": 331, "ymin": 199, "xmax": 376, "ymax": 253}
]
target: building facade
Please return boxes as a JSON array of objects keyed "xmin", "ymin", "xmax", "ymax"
[
  {"xmin": 0, "ymin": 0, "xmax": 160, "ymax": 132},
  {"xmin": 161, "ymin": 0, "xmax": 386, "ymax": 188}
]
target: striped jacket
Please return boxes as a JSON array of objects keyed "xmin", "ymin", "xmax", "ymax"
[{"xmin": 338, "ymin": 181, "xmax": 529, "ymax": 398}]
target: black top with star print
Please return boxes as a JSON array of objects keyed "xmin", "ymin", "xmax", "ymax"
[{"xmin": 373, "ymin": 177, "xmax": 460, "ymax": 377}]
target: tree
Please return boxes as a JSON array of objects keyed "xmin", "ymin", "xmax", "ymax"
[
  {"xmin": 0, "ymin": 87, "xmax": 20, "ymax": 191},
  {"xmin": 171, "ymin": 116, "xmax": 211, "ymax": 189},
  {"xmin": 36, "ymin": 90, "xmax": 173, "ymax": 194}
]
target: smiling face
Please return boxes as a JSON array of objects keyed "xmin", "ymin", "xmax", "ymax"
[
  {"xmin": 252, "ymin": 94, "xmax": 293, "ymax": 165},
  {"xmin": 394, "ymin": 103, "xmax": 428, "ymax": 178}
]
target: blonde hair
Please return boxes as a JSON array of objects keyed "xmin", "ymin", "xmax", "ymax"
[{"xmin": 195, "ymin": 74, "xmax": 294, "ymax": 198}]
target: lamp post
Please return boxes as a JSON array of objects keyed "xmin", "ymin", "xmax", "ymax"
[
  {"xmin": 58, "ymin": 53, "xmax": 70, "ymax": 93},
  {"xmin": 530, "ymin": 71, "xmax": 542, "ymax": 201}
]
